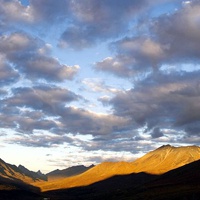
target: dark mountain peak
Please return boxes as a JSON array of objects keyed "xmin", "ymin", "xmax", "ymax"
[
  {"xmin": 0, "ymin": 159, "xmax": 47, "ymax": 182},
  {"xmin": 37, "ymin": 170, "xmax": 43, "ymax": 175},
  {"xmin": 0, "ymin": 158, "xmax": 6, "ymax": 163},
  {"xmin": 18, "ymin": 164, "xmax": 27, "ymax": 171},
  {"xmin": 47, "ymin": 164, "xmax": 95, "ymax": 180},
  {"xmin": 158, "ymin": 144, "xmax": 173, "ymax": 149}
]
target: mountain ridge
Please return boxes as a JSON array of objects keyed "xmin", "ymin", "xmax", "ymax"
[
  {"xmin": 47, "ymin": 164, "xmax": 95, "ymax": 180},
  {"xmin": 1, "ymin": 145, "xmax": 200, "ymax": 194},
  {"xmin": 35, "ymin": 145, "xmax": 200, "ymax": 191},
  {"xmin": 0, "ymin": 159, "xmax": 47, "ymax": 184}
]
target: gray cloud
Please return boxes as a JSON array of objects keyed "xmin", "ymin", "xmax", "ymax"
[
  {"xmin": 56, "ymin": 106, "xmax": 130, "ymax": 135},
  {"xmin": 151, "ymin": 127, "xmax": 164, "ymax": 138},
  {"xmin": 0, "ymin": 0, "xmax": 199, "ymax": 155},
  {"xmin": 29, "ymin": 0, "xmax": 70, "ymax": 23},
  {"xmin": 60, "ymin": 0, "xmax": 152, "ymax": 49},
  {"xmin": 110, "ymin": 71, "xmax": 200, "ymax": 136},
  {"xmin": 0, "ymin": 111, "xmax": 58, "ymax": 134},
  {"xmin": 95, "ymin": 56, "xmax": 136, "ymax": 78},
  {"xmin": 95, "ymin": 1, "xmax": 200, "ymax": 77},
  {"xmin": 0, "ymin": 89, "xmax": 8, "ymax": 98},
  {"xmin": 0, "ymin": 0, "xmax": 34, "ymax": 24},
  {"xmin": 4, "ymin": 85, "xmax": 80, "ymax": 114},
  {"xmin": 0, "ymin": 32, "xmax": 79, "ymax": 82},
  {"xmin": 0, "ymin": 84, "xmax": 130, "ymax": 136},
  {"xmin": 152, "ymin": 0, "xmax": 200, "ymax": 63},
  {"xmin": 8, "ymin": 134, "xmax": 73, "ymax": 147},
  {"xmin": 0, "ymin": 85, "xmax": 81, "ymax": 133},
  {"xmin": 0, "ymin": 56, "xmax": 19, "ymax": 85}
]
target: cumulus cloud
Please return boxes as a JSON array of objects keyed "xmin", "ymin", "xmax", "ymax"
[
  {"xmin": 4, "ymin": 86, "xmax": 80, "ymax": 114},
  {"xmin": 0, "ymin": 85, "xmax": 82, "ymax": 133},
  {"xmin": 60, "ymin": 0, "xmax": 152, "ymax": 49},
  {"xmin": 0, "ymin": 0, "xmax": 34, "ymax": 24},
  {"xmin": 95, "ymin": 1, "xmax": 200, "ymax": 76},
  {"xmin": 29, "ymin": 0, "xmax": 70, "ymax": 23},
  {"xmin": 152, "ymin": 0, "xmax": 200, "ymax": 63},
  {"xmin": 0, "ymin": 32, "xmax": 79, "ymax": 82},
  {"xmin": 0, "ymin": 0, "xmax": 199, "ymax": 158},
  {"xmin": 0, "ymin": 84, "xmax": 130, "ymax": 136},
  {"xmin": 109, "ymin": 70, "xmax": 200, "ymax": 137},
  {"xmin": 95, "ymin": 56, "xmax": 135, "ymax": 77},
  {"xmin": 0, "ymin": 56, "xmax": 19, "ymax": 85},
  {"xmin": 56, "ymin": 107, "xmax": 130, "ymax": 135}
]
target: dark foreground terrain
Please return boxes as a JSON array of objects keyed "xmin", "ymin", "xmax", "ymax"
[{"xmin": 1, "ymin": 160, "xmax": 200, "ymax": 200}]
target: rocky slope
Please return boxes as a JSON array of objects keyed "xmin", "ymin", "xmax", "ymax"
[{"xmin": 0, "ymin": 158, "xmax": 47, "ymax": 184}]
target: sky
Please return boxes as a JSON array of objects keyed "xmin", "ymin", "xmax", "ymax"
[{"xmin": 0, "ymin": 0, "xmax": 200, "ymax": 173}]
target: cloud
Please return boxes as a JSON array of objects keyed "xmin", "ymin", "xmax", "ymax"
[
  {"xmin": 0, "ymin": 32, "xmax": 79, "ymax": 82},
  {"xmin": 60, "ymin": 0, "xmax": 151, "ymax": 49},
  {"xmin": 0, "ymin": 85, "xmax": 81, "ymax": 133},
  {"xmin": 4, "ymin": 85, "xmax": 80, "ymax": 114},
  {"xmin": 152, "ymin": 0, "xmax": 200, "ymax": 63},
  {"xmin": 151, "ymin": 127, "xmax": 164, "ymax": 138},
  {"xmin": 56, "ymin": 106, "xmax": 130, "ymax": 135},
  {"xmin": 1, "ymin": 84, "xmax": 130, "ymax": 136},
  {"xmin": 29, "ymin": 0, "xmax": 70, "ymax": 23},
  {"xmin": 7, "ymin": 133, "xmax": 74, "ymax": 147},
  {"xmin": 0, "ymin": 0, "xmax": 34, "ymax": 24},
  {"xmin": 0, "ymin": 55, "xmax": 19, "ymax": 86},
  {"xmin": 0, "ymin": 0, "xmax": 199, "ymax": 157},
  {"xmin": 0, "ymin": 89, "xmax": 7, "ymax": 97},
  {"xmin": 0, "ymin": 0, "xmax": 71, "ymax": 26},
  {"xmin": 95, "ymin": 1, "xmax": 200, "ymax": 77},
  {"xmin": 82, "ymin": 78, "xmax": 120, "ymax": 94},
  {"xmin": 0, "ymin": 110, "xmax": 58, "ymax": 134},
  {"xmin": 95, "ymin": 56, "xmax": 135, "ymax": 77},
  {"xmin": 109, "ymin": 70, "xmax": 200, "ymax": 136}
]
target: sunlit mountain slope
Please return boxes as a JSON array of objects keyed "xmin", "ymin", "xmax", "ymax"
[
  {"xmin": 132, "ymin": 144, "xmax": 200, "ymax": 174},
  {"xmin": 36, "ymin": 145, "xmax": 200, "ymax": 191}
]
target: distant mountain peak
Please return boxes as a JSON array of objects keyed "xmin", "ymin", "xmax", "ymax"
[
  {"xmin": 158, "ymin": 144, "xmax": 173, "ymax": 149},
  {"xmin": 47, "ymin": 164, "xmax": 95, "ymax": 181}
]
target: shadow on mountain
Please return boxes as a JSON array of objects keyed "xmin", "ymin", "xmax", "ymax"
[
  {"xmin": 0, "ymin": 175, "xmax": 42, "ymax": 200},
  {"xmin": 43, "ymin": 160, "xmax": 200, "ymax": 200},
  {"xmin": 47, "ymin": 164, "xmax": 94, "ymax": 181}
]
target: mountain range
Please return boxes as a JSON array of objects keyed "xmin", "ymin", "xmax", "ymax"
[
  {"xmin": 46, "ymin": 164, "xmax": 95, "ymax": 181},
  {"xmin": 1, "ymin": 145, "xmax": 200, "ymax": 199}
]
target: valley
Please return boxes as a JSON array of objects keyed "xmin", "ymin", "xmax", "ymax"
[{"xmin": 1, "ymin": 145, "xmax": 200, "ymax": 199}]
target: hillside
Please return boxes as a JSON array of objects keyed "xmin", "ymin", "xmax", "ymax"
[
  {"xmin": 47, "ymin": 165, "xmax": 94, "ymax": 181},
  {"xmin": 0, "ymin": 158, "xmax": 47, "ymax": 184},
  {"xmin": 1, "ymin": 145, "xmax": 200, "ymax": 199},
  {"xmin": 132, "ymin": 144, "xmax": 200, "ymax": 174},
  {"xmin": 43, "ymin": 160, "xmax": 200, "ymax": 200},
  {"xmin": 35, "ymin": 145, "xmax": 200, "ymax": 191}
]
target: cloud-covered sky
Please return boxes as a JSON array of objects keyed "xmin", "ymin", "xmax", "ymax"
[{"xmin": 0, "ymin": 0, "xmax": 200, "ymax": 172}]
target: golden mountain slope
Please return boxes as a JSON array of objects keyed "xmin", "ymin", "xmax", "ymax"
[
  {"xmin": 35, "ymin": 161, "xmax": 135, "ymax": 191},
  {"xmin": 34, "ymin": 145, "xmax": 200, "ymax": 191},
  {"xmin": 132, "ymin": 145, "xmax": 200, "ymax": 174}
]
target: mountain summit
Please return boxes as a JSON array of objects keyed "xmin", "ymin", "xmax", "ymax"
[{"xmin": 132, "ymin": 145, "xmax": 200, "ymax": 174}]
